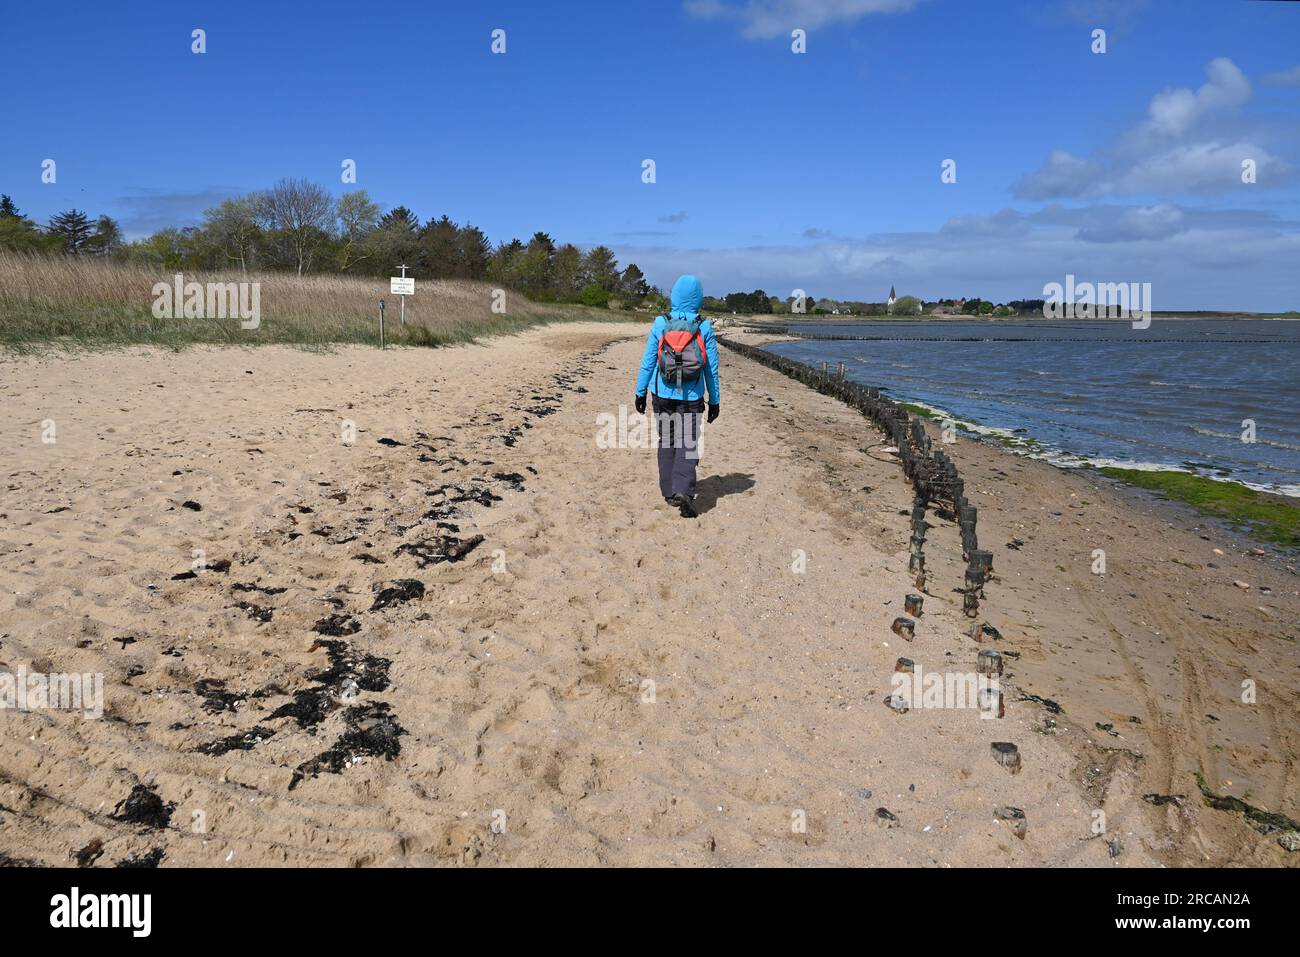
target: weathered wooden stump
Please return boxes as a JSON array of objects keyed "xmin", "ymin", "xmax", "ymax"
[
  {"xmin": 978, "ymin": 686, "xmax": 1004, "ymax": 718},
  {"xmin": 884, "ymin": 692, "xmax": 910, "ymax": 714},
  {"xmin": 991, "ymin": 741, "xmax": 1021, "ymax": 774},
  {"xmin": 908, "ymin": 552, "xmax": 925, "ymax": 575},
  {"xmin": 994, "ymin": 805, "xmax": 1027, "ymax": 840},
  {"xmin": 904, "ymin": 593, "xmax": 924, "ymax": 617},
  {"xmin": 875, "ymin": 807, "xmax": 900, "ymax": 828},
  {"xmin": 891, "ymin": 616, "xmax": 915, "ymax": 641},
  {"xmin": 894, "ymin": 657, "xmax": 914, "ymax": 673},
  {"xmin": 976, "ymin": 649, "xmax": 1003, "ymax": 676},
  {"xmin": 963, "ymin": 590, "xmax": 980, "ymax": 618}
]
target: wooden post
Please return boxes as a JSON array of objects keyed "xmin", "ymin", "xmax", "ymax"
[
  {"xmin": 977, "ymin": 649, "xmax": 1003, "ymax": 676},
  {"xmin": 990, "ymin": 741, "xmax": 1021, "ymax": 774},
  {"xmin": 904, "ymin": 594, "xmax": 923, "ymax": 617},
  {"xmin": 978, "ymin": 686, "xmax": 1004, "ymax": 718},
  {"xmin": 378, "ymin": 298, "xmax": 386, "ymax": 350},
  {"xmin": 994, "ymin": 806, "xmax": 1027, "ymax": 840},
  {"xmin": 891, "ymin": 616, "xmax": 915, "ymax": 641}
]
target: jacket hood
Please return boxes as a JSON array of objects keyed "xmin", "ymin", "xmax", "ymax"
[{"xmin": 669, "ymin": 275, "xmax": 703, "ymax": 319}]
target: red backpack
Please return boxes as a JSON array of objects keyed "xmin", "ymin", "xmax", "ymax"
[{"xmin": 656, "ymin": 315, "xmax": 707, "ymax": 391}]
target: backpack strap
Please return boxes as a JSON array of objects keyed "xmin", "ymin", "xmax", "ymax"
[{"xmin": 652, "ymin": 314, "xmax": 668, "ymax": 397}]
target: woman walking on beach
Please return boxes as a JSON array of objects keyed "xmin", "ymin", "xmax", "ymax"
[{"xmin": 634, "ymin": 275, "xmax": 721, "ymax": 518}]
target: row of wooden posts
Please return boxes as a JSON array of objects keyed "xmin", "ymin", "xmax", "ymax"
[
  {"xmin": 717, "ymin": 338, "xmax": 1024, "ymax": 795},
  {"xmin": 716, "ymin": 338, "xmax": 989, "ymax": 615}
]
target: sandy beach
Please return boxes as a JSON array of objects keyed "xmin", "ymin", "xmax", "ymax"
[{"xmin": 1, "ymin": 323, "xmax": 1296, "ymax": 867}]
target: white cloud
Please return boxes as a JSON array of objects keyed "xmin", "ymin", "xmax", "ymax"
[
  {"xmin": 1262, "ymin": 64, "xmax": 1300, "ymax": 87},
  {"xmin": 1073, "ymin": 203, "xmax": 1184, "ymax": 243},
  {"xmin": 1142, "ymin": 57, "xmax": 1250, "ymax": 138},
  {"xmin": 684, "ymin": 0, "xmax": 920, "ymax": 40},
  {"xmin": 1013, "ymin": 150, "xmax": 1104, "ymax": 200},
  {"xmin": 1110, "ymin": 140, "xmax": 1286, "ymax": 193},
  {"xmin": 611, "ymin": 204, "xmax": 1300, "ymax": 309},
  {"xmin": 1014, "ymin": 58, "xmax": 1291, "ymax": 199}
]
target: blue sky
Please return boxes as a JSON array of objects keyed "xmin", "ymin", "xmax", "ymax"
[{"xmin": 3, "ymin": 0, "xmax": 1299, "ymax": 308}]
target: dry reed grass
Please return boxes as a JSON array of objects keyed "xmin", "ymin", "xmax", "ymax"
[{"xmin": 0, "ymin": 252, "xmax": 625, "ymax": 351}]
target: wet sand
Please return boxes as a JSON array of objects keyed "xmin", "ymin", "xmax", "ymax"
[{"xmin": 1, "ymin": 324, "xmax": 1295, "ymax": 866}]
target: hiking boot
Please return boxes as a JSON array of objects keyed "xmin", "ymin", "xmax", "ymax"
[{"xmin": 667, "ymin": 494, "xmax": 698, "ymax": 519}]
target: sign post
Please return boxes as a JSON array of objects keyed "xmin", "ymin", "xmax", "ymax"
[
  {"xmin": 390, "ymin": 265, "xmax": 415, "ymax": 326},
  {"xmin": 378, "ymin": 298, "xmax": 385, "ymax": 350}
]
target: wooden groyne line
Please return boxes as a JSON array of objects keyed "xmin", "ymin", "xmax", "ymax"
[
  {"xmin": 717, "ymin": 336, "xmax": 993, "ymax": 619},
  {"xmin": 719, "ymin": 336, "xmax": 1025, "ymax": 800},
  {"xmin": 740, "ymin": 326, "xmax": 1269, "ymax": 345}
]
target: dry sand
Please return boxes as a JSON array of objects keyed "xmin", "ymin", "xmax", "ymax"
[{"xmin": 0, "ymin": 323, "xmax": 1295, "ymax": 866}]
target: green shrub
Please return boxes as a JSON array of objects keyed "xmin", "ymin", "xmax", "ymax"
[{"xmin": 579, "ymin": 283, "xmax": 610, "ymax": 308}]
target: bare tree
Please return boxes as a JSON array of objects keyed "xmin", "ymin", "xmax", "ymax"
[
  {"xmin": 336, "ymin": 189, "xmax": 380, "ymax": 271},
  {"xmin": 203, "ymin": 196, "xmax": 261, "ymax": 273},
  {"xmin": 255, "ymin": 178, "xmax": 334, "ymax": 275}
]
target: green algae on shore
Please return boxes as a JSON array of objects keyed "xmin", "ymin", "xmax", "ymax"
[
  {"xmin": 1100, "ymin": 468, "xmax": 1300, "ymax": 547},
  {"xmin": 1195, "ymin": 773, "xmax": 1300, "ymax": 834}
]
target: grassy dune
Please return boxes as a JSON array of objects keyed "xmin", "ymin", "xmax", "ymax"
[{"xmin": 0, "ymin": 252, "xmax": 630, "ymax": 352}]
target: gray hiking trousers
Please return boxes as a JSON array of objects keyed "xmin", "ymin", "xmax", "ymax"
[{"xmin": 652, "ymin": 395, "xmax": 704, "ymax": 500}]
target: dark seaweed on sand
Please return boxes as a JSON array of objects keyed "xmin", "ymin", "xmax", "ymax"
[
  {"xmin": 270, "ymin": 639, "xmax": 391, "ymax": 729},
  {"xmin": 288, "ymin": 702, "xmax": 406, "ymax": 790},
  {"xmin": 396, "ymin": 534, "xmax": 485, "ymax": 568},
  {"xmin": 194, "ymin": 678, "xmax": 246, "ymax": 714},
  {"xmin": 270, "ymin": 687, "xmax": 337, "ymax": 728},
  {"xmin": 306, "ymin": 639, "xmax": 391, "ymax": 692},
  {"xmin": 197, "ymin": 726, "xmax": 277, "ymax": 756},
  {"xmin": 115, "ymin": 848, "xmax": 165, "ymax": 868},
  {"xmin": 370, "ymin": 578, "xmax": 424, "ymax": 610},
  {"xmin": 111, "ymin": 784, "xmax": 175, "ymax": 830},
  {"xmin": 313, "ymin": 613, "xmax": 361, "ymax": 637},
  {"xmin": 235, "ymin": 600, "xmax": 273, "ymax": 622}
]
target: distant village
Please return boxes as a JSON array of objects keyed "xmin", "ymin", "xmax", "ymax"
[{"xmin": 700, "ymin": 285, "xmax": 1046, "ymax": 318}]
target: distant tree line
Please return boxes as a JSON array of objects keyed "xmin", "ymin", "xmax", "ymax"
[
  {"xmin": 0, "ymin": 195, "xmax": 123, "ymax": 257},
  {"xmin": 700, "ymin": 290, "xmax": 1047, "ymax": 317},
  {"xmin": 0, "ymin": 181, "xmax": 656, "ymax": 309}
]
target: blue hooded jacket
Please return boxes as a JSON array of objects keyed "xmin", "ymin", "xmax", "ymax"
[{"xmin": 635, "ymin": 275, "xmax": 721, "ymax": 404}]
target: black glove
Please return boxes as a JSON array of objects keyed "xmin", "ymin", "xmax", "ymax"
[
  {"xmin": 634, "ymin": 394, "xmax": 646, "ymax": 415},
  {"xmin": 707, "ymin": 404, "xmax": 720, "ymax": 423}
]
